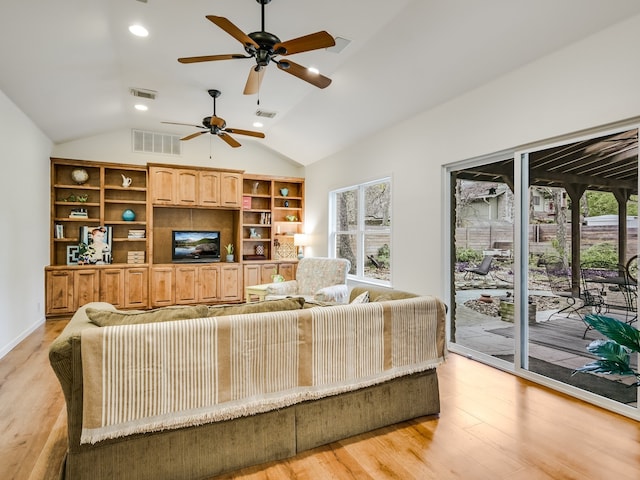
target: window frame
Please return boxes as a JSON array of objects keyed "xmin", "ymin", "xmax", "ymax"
[{"xmin": 329, "ymin": 176, "xmax": 392, "ymax": 286}]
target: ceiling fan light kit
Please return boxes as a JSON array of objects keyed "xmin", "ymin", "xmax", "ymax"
[
  {"xmin": 178, "ymin": 0, "xmax": 336, "ymax": 95},
  {"xmin": 162, "ymin": 89, "xmax": 265, "ymax": 147}
]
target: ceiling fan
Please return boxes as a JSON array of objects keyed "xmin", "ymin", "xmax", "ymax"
[
  {"xmin": 178, "ymin": 0, "xmax": 336, "ymax": 95},
  {"xmin": 162, "ymin": 89, "xmax": 265, "ymax": 147}
]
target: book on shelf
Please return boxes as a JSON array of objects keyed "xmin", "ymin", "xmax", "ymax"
[
  {"xmin": 127, "ymin": 251, "xmax": 145, "ymax": 264},
  {"xmin": 242, "ymin": 196, "xmax": 252, "ymax": 209},
  {"xmin": 69, "ymin": 207, "xmax": 88, "ymax": 218},
  {"xmin": 55, "ymin": 223, "xmax": 64, "ymax": 239},
  {"xmin": 127, "ymin": 229, "xmax": 146, "ymax": 238}
]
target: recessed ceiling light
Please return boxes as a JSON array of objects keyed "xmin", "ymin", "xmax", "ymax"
[
  {"xmin": 253, "ymin": 121, "xmax": 264, "ymax": 128},
  {"xmin": 129, "ymin": 24, "xmax": 149, "ymax": 37},
  {"xmin": 308, "ymin": 67, "xmax": 320, "ymax": 75},
  {"xmin": 134, "ymin": 104, "xmax": 148, "ymax": 111}
]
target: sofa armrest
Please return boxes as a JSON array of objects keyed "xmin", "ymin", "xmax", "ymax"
[
  {"xmin": 314, "ymin": 284, "xmax": 349, "ymax": 303},
  {"xmin": 265, "ymin": 280, "xmax": 299, "ymax": 296}
]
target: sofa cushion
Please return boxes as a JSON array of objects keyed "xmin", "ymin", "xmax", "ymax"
[
  {"xmin": 206, "ymin": 297, "xmax": 305, "ymax": 317},
  {"xmin": 350, "ymin": 291, "xmax": 370, "ymax": 304},
  {"xmin": 86, "ymin": 304, "xmax": 209, "ymax": 327}
]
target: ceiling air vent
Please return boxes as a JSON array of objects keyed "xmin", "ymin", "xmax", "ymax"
[
  {"xmin": 130, "ymin": 88, "xmax": 157, "ymax": 100},
  {"xmin": 255, "ymin": 109, "xmax": 277, "ymax": 119},
  {"xmin": 132, "ymin": 130, "xmax": 181, "ymax": 156}
]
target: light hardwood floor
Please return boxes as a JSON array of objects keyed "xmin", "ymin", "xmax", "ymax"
[{"xmin": 2, "ymin": 318, "xmax": 639, "ymax": 480}]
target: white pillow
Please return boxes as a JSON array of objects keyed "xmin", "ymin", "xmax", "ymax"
[{"xmin": 350, "ymin": 291, "xmax": 370, "ymax": 304}]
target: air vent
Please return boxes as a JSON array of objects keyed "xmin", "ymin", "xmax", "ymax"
[
  {"xmin": 132, "ymin": 130, "xmax": 181, "ymax": 156},
  {"xmin": 130, "ymin": 88, "xmax": 157, "ymax": 100},
  {"xmin": 255, "ymin": 109, "xmax": 277, "ymax": 118}
]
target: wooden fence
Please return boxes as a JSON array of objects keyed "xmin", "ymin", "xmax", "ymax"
[{"xmin": 455, "ymin": 224, "xmax": 638, "ymax": 259}]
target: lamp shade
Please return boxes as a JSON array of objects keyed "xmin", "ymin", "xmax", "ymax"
[{"xmin": 293, "ymin": 233, "xmax": 308, "ymax": 246}]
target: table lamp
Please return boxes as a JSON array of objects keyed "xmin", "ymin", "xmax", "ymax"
[{"xmin": 293, "ymin": 233, "xmax": 308, "ymax": 260}]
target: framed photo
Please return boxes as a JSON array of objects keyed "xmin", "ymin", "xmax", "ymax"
[
  {"xmin": 66, "ymin": 245, "xmax": 79, "ymax": 265},
  {"xmin": 79, "ymin": 225, "xmax": 113, "ymax": 264}
]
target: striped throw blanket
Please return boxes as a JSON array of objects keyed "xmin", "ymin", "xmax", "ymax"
[{"xmin": 80, "ymin": 297, "xmax": 446, "ymax": 444}]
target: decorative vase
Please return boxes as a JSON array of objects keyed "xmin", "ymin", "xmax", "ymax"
[
  {"xmin": 226, "ymin": 254, "xmax": 234, "ymax": 262},
  {"xmin": 255, "ymin": 245, "xmax": 264, "ymax": 255},
  {"xmin": 284, "ymin": 200, "xmax": 289, "ymax": 207},
  {"xmin": 122, "ymin": 209, "xmax": 136, "ymax": 221},
  {"xmin": 121, "ymin": 174, "xmax": 132, "ymax": 187},
  {"xmin": 71, "ymin": 168, "xmax": 89, "ymax": 185},
  {"xmin": 280, "ymin": 188, "xmax": 288, "ymax": 196}
]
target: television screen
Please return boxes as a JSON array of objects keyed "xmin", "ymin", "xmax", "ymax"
[{"xmin": 172, "ymin": 230, "xmax": 221, "ymax": 263}]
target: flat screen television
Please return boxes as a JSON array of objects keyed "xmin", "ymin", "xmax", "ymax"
[{"xmin": 172, "ymin": 230, "xmax": 221, "ymax": 263}]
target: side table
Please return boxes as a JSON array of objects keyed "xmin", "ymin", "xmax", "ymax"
[{"xmin": 245, "ymin": 283, "xmax": 270, "ymax": 303}]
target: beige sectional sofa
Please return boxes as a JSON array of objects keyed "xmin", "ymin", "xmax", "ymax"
[{"xmin": 49, "ymin": 287, "xmax": 447, "ymax": 479}]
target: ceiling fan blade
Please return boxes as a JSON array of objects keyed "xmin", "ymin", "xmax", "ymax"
[
  {"xmin": 275, "ymin": 31, "xmax": 335, "ymax": 56},
  {"xmin": 206, "ymin": 15, "xmax": 259, "ymax": 49},
  {"xmin": 244, "ymin": 67, "xmax": 266, "ymax": 95},
  {"xmin": 181, "ymin": 131, "xmax": 208, "ymax": 141},
  {"xmin": 277, "ymin": 60, "xmax": 332, "ymax": 89},
  {"xmin": 218, "ymin": 132, "xmax": 241, "ymax": 148},
  {"xmin": 224, "ymin": 128, "xmax": 265, "ymax": 139},
  {"xmin": 162, "ymin": 121, "xmax": 205, "ymax": 129},
  {"xmin": 178, "ymin": 54, "xmax": 249, "ymax": 64}
]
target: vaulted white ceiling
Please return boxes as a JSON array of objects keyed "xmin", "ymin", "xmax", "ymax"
[{"xmin": 2, "ymin": 0, "xmax": 640, "ymax": 165}]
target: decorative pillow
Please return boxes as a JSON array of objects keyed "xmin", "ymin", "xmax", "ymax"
[
  {"xmin": 86, "ymin": 305, "xmax": 209, "ymax": 327},
  {"xmin": 350, "ymin": 291, "xmax": 370, "ymax": 304},
  {"xmin": 206, "ymin": 297, "xmax": 305, "ymax": 317}
]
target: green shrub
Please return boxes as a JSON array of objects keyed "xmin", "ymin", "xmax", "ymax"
[
  {"xmin": 456, "ymin": 248, "xmax": 483, "ymax": 264},
  {"xmin": 581, "ymin": 243, "xmax": 618, "ymax": 265}
]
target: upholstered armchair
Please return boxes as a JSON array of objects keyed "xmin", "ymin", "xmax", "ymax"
[{"xmin": 265, "ymin": 257, "xmax": 351, "ymax": 304}]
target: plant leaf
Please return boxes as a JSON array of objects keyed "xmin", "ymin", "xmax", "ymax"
[
  {"xmin": 584, "ymin": 314, "xmax": 640, "ymax": 352},
  {"xmin": 573, "ymin": 360, "xmax": 636, "ymax": 376}
]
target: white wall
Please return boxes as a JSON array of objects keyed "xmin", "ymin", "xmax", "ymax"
[
  {"xmin": 0, "ymin": 90, "xmax": 52, "ymax": 358},
  {"xmin": 306, "ymin": 14, "xmax": 640, "ymax": 297},
  {"xmin": 52, "ymin": 129, "xmax": 304, "ymax": 178}
]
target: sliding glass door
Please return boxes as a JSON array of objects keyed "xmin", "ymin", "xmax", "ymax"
[{"xmin": 447, "ymin": 125, "xmax": 639, "ymax": 418}]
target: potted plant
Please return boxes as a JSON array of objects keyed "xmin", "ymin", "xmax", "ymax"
[
  {"xmin": 271, "ymin": 267, "xmax": 285, "ymax": 283},
  {"xmin": 573, "ymin": 314, "xmax": 640, "ymax": 387},
  {"xmin": 224, "ymin": 243, "xmax": 234, "ymax": 262}
]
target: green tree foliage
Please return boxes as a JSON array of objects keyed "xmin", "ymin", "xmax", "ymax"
[{"xmin": 586, "ymin": 192, "xmax": 638, "ymax": 217}]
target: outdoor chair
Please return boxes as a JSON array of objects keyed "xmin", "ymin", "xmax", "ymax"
[
  {"xmin": 580, "ymin": 261, "xmax": 637, "ymax": 332},
  {"xmin": 544, "ymin": 261, "xmax": 604, "ymax": 336},
  {"xmin": 464, "ymin": 255, "xmax": 494, "ymax": 280},
  {"xmin": 544, "ymin": 261, "xmax": 582, "ymax": 320}
]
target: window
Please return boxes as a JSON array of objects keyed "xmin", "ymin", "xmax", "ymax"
[{"xmin": 329, "ymin": 178, "xmax": 391, "ymax": 285}]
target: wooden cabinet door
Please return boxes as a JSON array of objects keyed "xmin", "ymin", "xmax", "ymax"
[
  {"xmin": 198, "ymin": 265, "xmax": 219, "ymax": 303},
  {"xmin": 260, "ymin": 263, "xmax": 278, "ymax": 284},
  {"xmin": 220, "ymin": 172, "xmax": 242, "ymax": 208},
  {"xmin": 278, "ymin": 263, "xmax": 296, "ymax": 281},
  {"xmin": 220, "ymin": 264, "xmax": 241, "ymax": 301},
  {"xmin": 100, "ymin": 268, "xmax": 124, "ymax": 308},
  {"xmin": 124, "ymin": 267, "xmax": 149, "ymax": 309},
  {"xmin": 149, "ymin": 166, "xmax": 175, "ymax": 205},
  {"xmin": 199, "ymin": 171, "xmax": 220, "ymax": 207},
  {"xmin": 243, "ymin": 264, "xmax": 261, "ymax": 290},
  {"xmin": 150, "ymin": 266, "xmax": 174, "ymax": 307},
  {"xmin": 176, "ymin": 169, "xmax": 198, "ymax": 206},
  {"xmin": 46, "ymin": 269, "xmax": 74, "ymax": 315},
  {"xmin": 74, "ymin": 269, "xmax": 100, "ymax": 309},
  {"xmin": 175, "ymin": 265, "xmax": 198, "ymax": 304}
]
